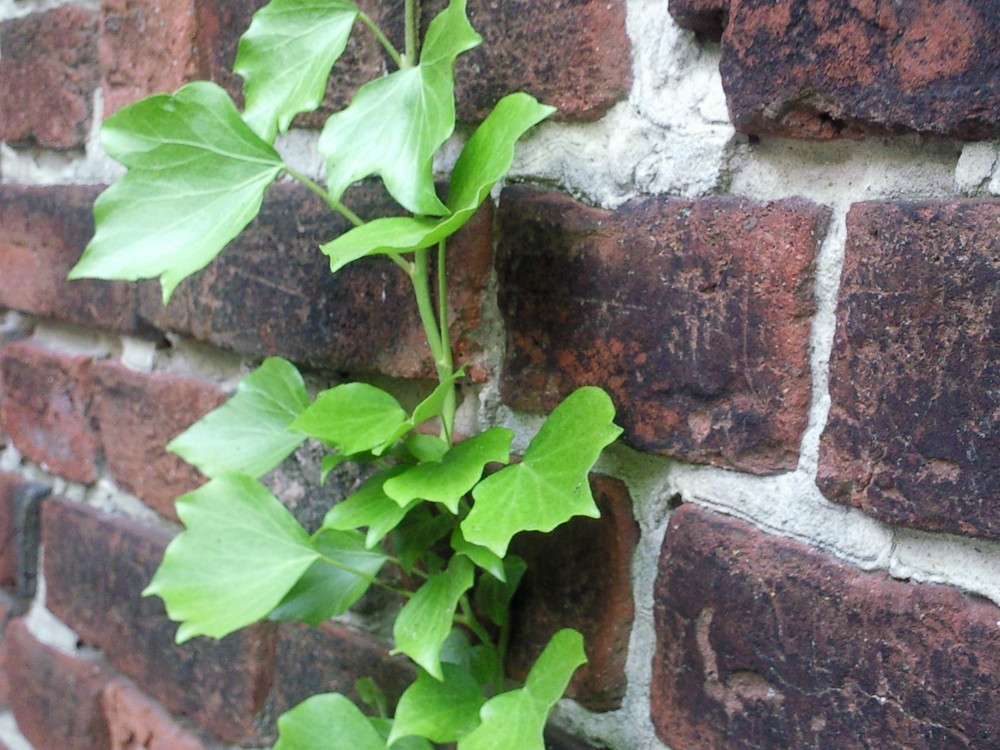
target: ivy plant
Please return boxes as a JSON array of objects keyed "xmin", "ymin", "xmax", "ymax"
[{"xmin": 69, "ymin": 1, "xmax": 621, "ymax": 747}]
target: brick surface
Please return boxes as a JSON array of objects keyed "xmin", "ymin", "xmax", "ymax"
[
  {"xmin": 670, "ymin": 0, "xmax": 1000, "ymax": 139},
  {"xmin": 2, "ymin": 618, "xmax": 113, "ymax": 750},
  {"xmin": 137, "ymin": 182, "xmax": 493, "ymax": 379},
  {"xmin": 42, "ymin": 498, "xmax": 277, "ymax": 744},
  {"xmin": 0, "ymin": 7, "xmax": 100, "ymax": 149},
  {"xmin": 0, "ymin": 472, "xmax": 49, "ymax": 596},
  {"xmin": 102, "ymin": 676, "xmax": 211, "ymax": 750},
  {"xmin": 497, "ymin": 187, "xmax": 828, "ymax": 474},
  {"xmin": 507, "ymin": 475, "xmax": 638, "ymax": 712},
  {"xmin": 0, "ymin": 185, "xmax": 145, "ymax": 334},
  {"xmin": 652, "ymin": 504, "xmax": 1000, "ymax": 749},
  {"xmin": 0, "ymin": 590, "xmax": 26, "ymax": 706},
  {"xmin": 0, "ymin": 341, "xmax": 98, "ymax": 483},
  {"xmin": 819, "ymin": 201, "xmax": 1000, "ymax": 540},
  {"xmin": 91, "ymin": 360, "xmax": 226, "ymax": 519}
]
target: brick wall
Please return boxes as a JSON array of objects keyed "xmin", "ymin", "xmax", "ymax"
[{"xmin": 0, "ymin": 1, "xmax": 998, "ymax": 749}]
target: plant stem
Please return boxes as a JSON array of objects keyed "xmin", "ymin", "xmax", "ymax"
[
  {"xmin": 283, "ymin": 166, "xmax": 364, "ymax": 228},
  {"xmin": 403, "ymin": 0, "xmax": 419, "ymax": 68},
  {"xmin": 357, "ymin": 11, "xmax": 403, "ymax": 69},
  {"xmin": 319, "ymin": 554, "xmax": 413, "ymax": 598},
  {"xmin": 457, "ymin": 594, "xmax": 494, "ymax": 648},
  {"xmin": 436, "ymin": 238, "xmax": 456, "ymax": 442}
]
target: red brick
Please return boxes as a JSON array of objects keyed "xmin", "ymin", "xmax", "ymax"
[
  {"xmin": 507, "ymin": 475, "xmax": 637, "ymax": 712},
  {"xmin": 2, "ymin": 618, "xmax": 113, "ymax": 750},
  {"xmin": 0, "ymin": 341, "xmax": 98, "ymax": 483},
  {"xmin": 652, "ymin": 505, "xmax": 1000, "ymax": 749},
  {"xmin": 0, "ymin": 590, "xmax": 26, "ymax": 705},
  {"xmin": 41, "ymin": 497, "xmax": 277, "ymax": 744},
  {"xmin": 670, "ymin": 0, "xmax": 1000, "ymax": 139},
  {"xmin": 819, "ymin": 201, "xmax": 1000, "ymax": 541},
  {"xmin": 497, "ymin": 187, "xmax": 828, "ymax": 474},
  {"xmin": 91, "ymin": 360, "xmax": 226, "ymax": 519},
  {"xmin": 102, "ymin": 676, "xmax": 211, "ymax": 750},
  {"xmin": 0, "ymin": 471, "xmax": 48, "ymax": 596},
  {"xmin": 0, "ymin": 186, "xmax": 145, "ymax": 334},
  {"xmin": 0, "ymin": 7, "xmax": 100, "ymax": 149}
]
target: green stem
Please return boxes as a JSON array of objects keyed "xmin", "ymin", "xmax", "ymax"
[
  {"xmin": 358, "ymin": 11, "xmax": 403, "ymax": 69},
  {"xmin": 284, "ymin": 166, "xmax": 364, "ymax": 228},
  {"xmin": 457, "ymin": 594, "xmax": 494, "ymax": 647},
  {"xmin": 403, "ymin": 0, "xmax": 419, "ymax": 68},
  {"xmin": 319, "ymin": 554, "xmax": 413, "ymax": 598},
  {"xmin": 436, "ymin": 239, "xmax": 456, "ymax": 442}
]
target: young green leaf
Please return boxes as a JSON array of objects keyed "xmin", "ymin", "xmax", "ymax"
[
  {"xmin": 320, "ymin": 92, "xmax": 554, "ymax": 273},
  {"xmin": 235, "ymin": 0, "xmax": 360, "ymax": 143},
  {"xmin": 461, "ymin": 387, "xmax": 621, "ymax": 557},
  {"xmin": 392, "ymin": 555, "xmax": 475, "ymax": 679},
  {"xmin": 457, "ymin": 630, "xmax": 587, "ymax": 750},
  {"xmin": 451, "ymin": 526, "xmax": 506, "ymax": 582},
  {"xmin": 383, "ymin": 427, "xmax": 513, "ymax": 513},
  {"xmin": 291, "ymin": 382, "xmax": 407, "ymax": 456},
  {"xmin": 269, "ymin": 529, "xmax": 387, "ymax": 625},
  {"xmin": 68, "ymin": 82, "xmax": 285, "ymax": 303},
  {"xmin": 143, "ymin": 474, "xmax": 319, "ymax": 642},
  {"xmin": 275, "ymin": 693, "xmax": 384, "ymax": 750},
  {"xmin": 380, "ymin": 370, "xmax": 464, "ymax": 448},
  {"xmin": 168, "ymin": 357, "xmax": 308, "ymax": 479},
  {"xmin": 318, "ymin": 0, "xmax": 480, "ymax": 216},
  {"xmin": 390, "ymin": 664, "xmax": 486, "ymax": 745},
  {"xmin": 391, "ymin": 505, "xmax": 455, "ymax": 573},
  {"xmin": 474, "ymin": 555, "xmax": 527, "ymax": 627},
  {"xmin": 322, "ymin": 468, "xmax": 416, "ymax": 548}
]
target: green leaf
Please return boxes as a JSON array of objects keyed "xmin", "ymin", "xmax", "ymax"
[
  {"xmin": 383, "ymin": 427, "xmax": 513, "ymax": 513},
  {"xmin": 451, "ymin": 526, "xmax": 505, "ymax": 581},
  {"xmin": 390, "ymin": 664, "xmax": 486, "ymax": 744},
  {"xmin": 457, "ymin": 630, "xmax": 587, "ymax": 750},
  {"xmin": 404, "ymin": 434, "xmax": 450, "ymax": 463},
  {"xmin": 318, "ymin": 0, "xmax": 480, "ymax": 216},
  {"xmin": 381, "ymin": 370, "xmax": 464, "ymax": 448},
  {"xmin": 461, "ymin": 387, "xmax": 621, "ymax": 557},
  {"xmin": 291, "ymin": 382, "xmax": 407, "ymax": 456},
  {"xmin": 322, "ymin": 468, "xmax": 416, "ymax": 548},
  {"xmin": 68, "ymin": 81, "xmax": 285, "ymax": 302},
  {"xmin": 269, "ymin": 529, "xmax": 386, "ymax": 625},
  {"xmin": 168, "ymin": 357, "xmax": 308, "ymax": 479},
  {"xmin": 275, "ymin": 693, "xmax": 384, "ymax": 750},
  {"xmin": 474, "ymin": 555, "xmax": 527, "ymax": 627},
  {"xmin": 355, "ymin": 677, "xmax": 388, "ymax": 719},
  {"xmin": 320, "ymin": 92, "xmax": 554, "ymax": 273},
  {"xmin": 235, "ymin": 0, "xmax": 360, "ymax": 142},
  {"xmin": 370, "ymin": 720, "xmax": 435, "ymax": 750},
  {"xmin": 391, "ymin": 505, "xmax": 455, "ymax": 573},
  {"xmin": 392, "ymin": 555, "xmax": 474, "ymax": 679},
  {"xmin": 143, "ymin": 474, "xmax": 318, "ymax": 642}
]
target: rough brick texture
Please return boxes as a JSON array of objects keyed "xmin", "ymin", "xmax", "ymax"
[
  {"xmin": 0, "ymin": 341, "xmax": 98, "ymax": 483},
  {"xmin": 669, "ymin": 0, "xmax": 1000, "ymax": 139},
  {"xmin": 0, "ymin": 7, "xmax": 100, "ymax": 149},
  {"xmin": 497, "ymin": 187, "xmax": 828, "ymax": 474},
  {"xmin": 102, "ymin": 676, "xmax": 212, "ymax": 750},
  {"xmin": 653, "ymin": 505, "xmax": 1000, "ymax": 750},
  {"xmin": 508, "ymin": 475, "xmax": 638, "ymax": 712},
  {"xmin": 819, "ymin": 201, "xmax": 1000, "ymax": 541},
  {"xmin": 42, "ymin": 498, "xmax": 277, "ymax": 744},
  {"xmin": 90, "ymin": 360, "xmax": 226, "ymax": 519},
  {"xmin": 0, "ymin": 472, "xmax": 49, "ymax": 597}
]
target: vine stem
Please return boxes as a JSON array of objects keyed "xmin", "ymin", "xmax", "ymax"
[
  {"xmin": 283, "ymin": 165, "xmax": 363, "ymax": 227},
  {"xmin": 318, "ymin": 554, "xmax": 413, "ymax": 598},
  {"xmin": 403, "ymin": 0, "xmax": 419, "ymax": 68},
  {"xmin": 358, "ymin": 11, "xmax": 403, "ymax": 69}
]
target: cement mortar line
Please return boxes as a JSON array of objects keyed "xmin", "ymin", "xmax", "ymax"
[{"xmin": 0, "ymin": 0, "xmax": 99, "ymax": 23}]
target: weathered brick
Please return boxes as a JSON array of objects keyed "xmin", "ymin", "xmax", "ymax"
[
  {"xmin": 652, "ymin": 504, "xmax": 1000, "ymax": 749},
  {"xmin": 0, "ymin": 185, "xmax": 145, "ymax": 334},
  {"xmin": 670, "ymin": 0, "xmax": 1000, "ymax": 139},
  {"xmin": 0, "ymin": 589, "xmax": 26, "ymax": 706},
  {"xmin": 91, "ymin": 360, "xmax": 226, "ymax": 520},
  {"xmin": 137, "ymin": 182, "xmax": 493, "ymax": 379},
  {"xmin": 2, "ymin": 618, "xmax": 113, "ymax": 750},
  {"xmin": 102, "ymin": 676, "xmax": 211, "ymax": 750},
  {"xmin": 507, "ymin": 475, "xmax": 638, "ymax": 712},
  {"xmin": 819, "ymin": 201, "xmax": 1000, "ymax": 541},
  {"xmin": 0, "ymin": 341, "xmax": 98, "ymax": 483},
  {"xmin": 270, "ymin": 621, "xmax": 414, "ymax": 719},
  {"xmin": 497, "ymin": 187, "xmax": 828, "ymax": 474},
  {"xmin": 42, "ymin": 498, "xmax": 277, "ymax": 744},
  {"xmin": 0, "ymin": 472, "xmax": 49, "ymax": 596},
  {"xmin": 0, "ymin": 7, "xmax": 100, "ymax": 149}
]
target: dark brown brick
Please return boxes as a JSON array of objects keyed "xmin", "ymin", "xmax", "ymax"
[
  {"xmin": 0, "ymin": 7, "xmax": 100, "ymax": 149},
  {"xmin": 497, "ymin": 187, "xmax": 828, "ymax": 474},
  {"xmin": 2, "ymin": 618, "xmax": 113, "ymax": 750},
  {"xmin": 819, "ymin": 200, "xmax": 1000, "ymax": 540},
  {"xmin": 0, "ymin": 185, "xmax": 145, "ymax": 334},
  {"xmin": 137, "ymin": 182, "xmax": 493, "ymax": 379},
  {"xmin": 102, "ymin": 676, "xmax": 212, "ymax": 750},
  {"xmin": 41, "ymin": 497, "xmax": 277, "ymax": 744},
  {"xmin": 507, "ymin": 475, "xmax": 638, "ymax": 712},
  {"xmin": 670, "ymin": 0, "xmax": 1000, "ymax": 139},
  {"xmin": 91, "ymin": 360, "xmax": 226, "ymax": 520},
  {"xmin": 0, "ymin": 472, "xmax": 49, "ymax": 596},
  {"xmin": 0, "ymin": 341, "xmax": 98, "ymax": 483},
  {"xmin": 652, "ymin": 505, "xmax": 1000, "ymax": 750}
]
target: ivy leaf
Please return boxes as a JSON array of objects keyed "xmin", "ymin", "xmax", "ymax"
[
  {"xmin": 322, "ymin": 468, "xmax": 416, "ymax": 548},
  {"xmin": 457, "ymin": 630, "xmax": 587, "ymax": 750},
  {"xmin": 461, "ymin": 387, "xmax": 621, "ymax": 557},
  {"xmin": 392, "ymin": 555, "xmax": 474, "ymax": 679},
  {"xmin": 318, "ymin": 0, "xmax": 480, "ymax": 216},
  {"xmin": 391, "ymin": 505, "xmax": 454, "ymax": 573},
  {"xmin": 168, "ymin": 357, "xmax": 308, "ymax": 479},
  {"xmin": 320, "ymin": 91, "xmax": 554, "ymax": 273},
  {"xmin": 269, "ymin": 529, "xmax": 386, "ymax": 625},
  {"xmin": 275, "ymin": 693, "xmax": 384, "ymax": 750},
  {"xmin": 381, "ymin": 370, "xmax": 464, "ymax": 448},
  {"xmin": 451, "ymin": 526, "xmax": 506, "ymax": 581},
  {"xmin": 383, "ymin": 427, "xmax": 513, "ymax": 513},
  {"xmin": 68, "ymin": 82, "xmax": 285, "ymax": 303},
  {"xmin": 143, "ymin": 474, "xmax": 318, "ymax": 643},
  {"xmin": 370, "ymin": 720, "xmax": 435, "ymax": 750},
  {"xmin": 474, "ymin": 555, "xmax": 527, "ymax": 627},
  {"xmin": 390, "ymin": 664, "xmax": 486, "ymax": 744},
  {"xmin": 291, "ymin": 382, "xmax": 407, "ymax": 456},
  {"xmin": 234, "ymin": 0, "xmax": 360, "ymax": 142}
]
